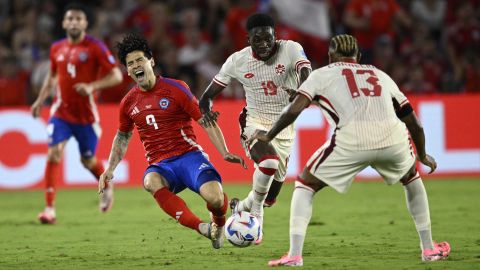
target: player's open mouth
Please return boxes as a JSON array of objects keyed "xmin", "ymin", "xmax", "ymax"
[{"xmin": 135, "ymin": 70, "xmax": 145, "ymax": 81}]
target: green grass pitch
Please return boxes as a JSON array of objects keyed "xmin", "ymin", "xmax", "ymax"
[{"xmin": 1, "ymin": 179, "xmax": 479, "ymax": 269}]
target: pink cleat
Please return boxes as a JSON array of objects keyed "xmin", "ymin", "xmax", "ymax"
[
  {"xmin": 268, "ymin": 254, "xmax": 303, "ymax": 267},
  {"xmin": 422, "ymin": 241, "xmax": 451, "ymax": 261},
  {"xmin": 38, "ymin": 208, "xmax": 56, "ymax": 224}
]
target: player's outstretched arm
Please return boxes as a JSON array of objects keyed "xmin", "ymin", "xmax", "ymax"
[
  {"xmin": 99, "ymin": 130, "xmax": 132, "ymax": 193},
  {"xmin": 198, "ymin": 119, "xmax": 247, "ymax": 169},
  {"xmin": 400, "ymin": 111, "xmax": 437, "ymax": 174},
  {"xmin": 198, "ymin": 82, "xmax": 225, "ymax": 127},
  {"xmin": 75, "ymin": 67, "xmax": 123, "ymax": 96},
  {"xmin": 31, "ymin": 69, "xmax": 57, "ymax": 118}
]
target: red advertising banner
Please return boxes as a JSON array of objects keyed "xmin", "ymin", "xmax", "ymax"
[{"xmin": 1, "ymin": 94, "xmax": 479, "ymax": 189}]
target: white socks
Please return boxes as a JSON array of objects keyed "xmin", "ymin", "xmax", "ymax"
[
  {"xmin": 403, "ymin": 176, "xmax": 434, "ymax": 250},
  {"xmin": 241, "ymin": 158, "xmax": 279, "ymax": 217},
  {"xmin": 289, "ymin": 181, "xmax": 315, "ymax": 257}
]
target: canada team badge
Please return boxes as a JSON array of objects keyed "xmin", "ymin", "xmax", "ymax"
[
  {"xmin": 275, "ymin": 64, "xmax": 286, "ymax": 74},
  {"xmin": 159, "ymin": 98, "xmax": 170, "ymax": 109}
]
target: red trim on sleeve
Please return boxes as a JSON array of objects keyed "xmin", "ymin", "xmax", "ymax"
[
  {"xmin": 213, "ymin": 78, "xmax": 227, "ymax": 87},
  {"xmin": 295, "ymin": 60, "xmax": 311, "ymax": 73},
  {"xmin": 298, "ymin": 90, "xmax": 313, "ymax": 101}
]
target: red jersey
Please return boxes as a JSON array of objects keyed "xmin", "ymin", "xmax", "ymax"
[
  {"xmin": 119, "ymin": 77, "xmax": 203, "ymax": 164},
  {"xmin": 49, "ymin": 35, "xmax": 117, "ymax": 124},
  {"xmin": 345, "ymin": 0, "xmax": 400, "ymax": 49}
]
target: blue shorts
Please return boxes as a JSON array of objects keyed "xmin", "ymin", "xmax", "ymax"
[
  {"xmin": 47, "ymin": 117, "xmax": 100, "ymax": 158},
  {"xmin": 143, "ymin": 151, "xmax": 222, "ymax": 194}
]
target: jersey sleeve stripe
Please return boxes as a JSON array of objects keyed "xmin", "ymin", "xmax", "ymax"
[
  {"xmin": 162, "ymin": 78, "xmax": 194, "ymax": 99},
  {"xmin": 399, "ymin": 99, "xmax": 409, "ymax": 107},
  {"xmin": 213, "ymin": 77, "xmax": 227, "ymax": 87},
  {"xmin": 295, "ymin": 60, "xmax": 311, "ymax": 72},
  {"xmin": 298, "ymin": 90, "xmax": 313, "ymax": 100}
]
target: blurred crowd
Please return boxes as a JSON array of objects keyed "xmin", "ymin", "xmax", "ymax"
[{"xmin": 0, "ymin": 0, "xmax": 479, "ymax": 106}]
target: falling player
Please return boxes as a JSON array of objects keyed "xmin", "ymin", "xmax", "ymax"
[
  {"xmin": 248, "ymin": 34, "xmax": 450, "ymax": 266},
  {"xmin": 31, "ymin": 3, "xmax": 123, "ymax": 224},
  {"xmin": 98, "ymin": 33, "xmax": 246, "ymax": 249},
  {"xmin": 199, "ymin": 13, "xmax": 311, "ymax": 242}
]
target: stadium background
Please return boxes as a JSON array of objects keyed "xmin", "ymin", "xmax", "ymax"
[
  {"xmin": 0, "ymin": 0, "xmax": 479, "ymax": 189},
  {"xmin": 0, "ymin": 1, "xmax": 479, "ymax": 269}
]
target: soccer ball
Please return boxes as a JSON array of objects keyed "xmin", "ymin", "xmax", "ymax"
[{"xmin": 224, "ymin": 211, "xmax": 262, "ymax": 247}]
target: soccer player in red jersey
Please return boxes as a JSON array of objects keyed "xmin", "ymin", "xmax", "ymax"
[
  {"xmin": 31, "ymin": 3, "xmax": 123, "ymax": 224},
  {"xmin": 98, "ymin": 33, "xmax": 246, "ymax": 249}
]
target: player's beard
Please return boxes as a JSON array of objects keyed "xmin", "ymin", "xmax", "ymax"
[{"xmin": 68, "ymin": 29, "xmax": 82, "ymax": 41}]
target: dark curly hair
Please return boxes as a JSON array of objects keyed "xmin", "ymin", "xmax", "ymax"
[
  {"xmin": 246, "ymin": 13, "xmax": 275, "ymax": 32},
  {"xmin": 116, "ymin": 33, "xmax": 153, "ymax": 66}
]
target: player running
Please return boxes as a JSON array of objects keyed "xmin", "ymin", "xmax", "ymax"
[
  {"xmin": 98, "ymin": 33, "xmax": 246, "ymax": 249},
  {"xmin": 31, "ymin": 3, "xmax": 123, "ymax": 224},
  {"xmin": 199, "ymin": 13, "xmax": 311, "ymax": 242},
  {"xmin": 248, "ymin": 34, "xmax": 450, "ymax": 266}
]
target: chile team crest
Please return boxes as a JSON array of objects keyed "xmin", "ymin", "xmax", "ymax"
[{"xmin": 159, "ymin": 98, "xmax": 170, "ymax": 109}]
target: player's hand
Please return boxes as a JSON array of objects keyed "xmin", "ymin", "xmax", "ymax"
[
  {"xmin": 31, "ymin": 101, "xmax": 42, "ymax": 118},
  {"xmin": 245, "ymin": 130, "xmax": 271, "ymax": 145},
  {"xmin": 98, "ymin": 170, "xmax": 114, "ymax": 194},
  {"xmin": 199, "ymin": 111, "xmax": 220, "ymax": 127},
  {"xmin": 223, "ymin": 153, "xmax": 247, "ymax": 169},
  {"xmin": 74, "ymin": 83, "xmax": 95, "ymax": 96},
  {"xmin": 417, "ymin": 154, "xmax": 437, "ymax": 174}
]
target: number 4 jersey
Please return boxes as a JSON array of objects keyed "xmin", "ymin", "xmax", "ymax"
[
  {"xmin": 49, "ymin": 35, "xmax": 117, "ymax": 124},
  {"xmin": 119, "ymin": 77, "xmax": 203, "ymax": 164},
  {"xmin": 298, "ymin": 60, "xmax": 410, "ymax": 151},
  {"xmin": 213, "ymin": 40, "xmax": 311, "ymax": 140}
]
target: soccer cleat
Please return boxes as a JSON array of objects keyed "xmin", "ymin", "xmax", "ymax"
[
  {"xmin": 209, "ymin": 222, "xmax": 225, "ymax": 249},
  {"xmin": 99, "ymin": 182, "xmax": 114, "ymax": 213},
  {"xmin": 268, "ymin": 254, "xmax": 303, "ymax": 267},
  {"xmin": 38, "ymin": 208, "xmax": 56, "ymax": 224},
  {"xmin": 250, "ymin": 208, "xmax": 264, "ymax": 245},
  {"xmin": 199, "ymin": 222, "xmax": 224, "ymax": 249},
  {"xmin": 422, "ymin": 241, "xmax": 451, "ymax": 262},
  {"xmin": 229, "ymin": 197, "xmax": 240, "ymax": 214}
]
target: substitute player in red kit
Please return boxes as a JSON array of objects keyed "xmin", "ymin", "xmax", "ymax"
[
  {"xmin": 98, "ymin": 33, "xmax": 246, "ymax": 249},
  {"xmin": 31, "ymin": 3, "xmax": 122, "ymax": 224}
]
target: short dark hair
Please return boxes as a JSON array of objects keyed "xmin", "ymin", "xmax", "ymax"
[
  {"xmin": 246, "ymin": 13, "xmax": 275, "ymax": 32},
  {"xmin": 63, "ymin": 2, "xmax": 90, "ymax": 20},
  {"xmin": 329, "ymin": 34, "xmax": 359, "ymax": 57},
  {"xmin": 116, "ymin": 33, "xmax": 153, "ymax": 66}
]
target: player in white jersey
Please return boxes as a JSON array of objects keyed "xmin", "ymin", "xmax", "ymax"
[
  {"xmin": 199, "ymin": 13, "xmax": 311, "ymax": 241},
  {"xmin": 248, "ymin": 34, "xmax": 450, "ymax": 266}
]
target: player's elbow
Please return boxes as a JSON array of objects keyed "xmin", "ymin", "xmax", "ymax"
[{"xmin": 111, "ymin": 68, "xmax": 123, "ymax": 84}]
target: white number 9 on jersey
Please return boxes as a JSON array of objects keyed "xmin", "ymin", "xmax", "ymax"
[{"xmin": 146, "ymin": 114, "xmax": 159, "ymax": 130}]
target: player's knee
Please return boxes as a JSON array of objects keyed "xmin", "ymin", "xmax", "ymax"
[
  {"xmin": 47, "ymin": 149, "xmax": 62, "ymax": 163},
  {"xmin": 257, "ymin": 156, "xmax": 280, "ymax": 176},
  {"xmin": 208, "ymin": 194, "xmax": 224, "ymax": 209},
  {"xmin": 80, "ymin": 157, "xmax": 94, "ymax": 169},
  {"xmin": 143, "ymin": 174, "xmax": 166, "ymax": 194}
]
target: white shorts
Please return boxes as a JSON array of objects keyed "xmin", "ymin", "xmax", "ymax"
[
  {"xmin": 306, "ymin": 136, "xmax": 415, "ymax": 194},
  {"xmin": 240, "ymin": 123, "xmax": 293, "ymax": 182}
]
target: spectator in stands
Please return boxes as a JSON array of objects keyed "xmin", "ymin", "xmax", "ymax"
[
  {"xmin": 344, "ymin": 0, "xmax": 411, "ymax": 64},
  {"xmin": 0, "ymin": 55, "xmax": 29, "ymax": 106}
]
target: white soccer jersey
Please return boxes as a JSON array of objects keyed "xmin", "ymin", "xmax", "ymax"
[
  {"xmin": 298, "ymin": 61, "xmax": 410, "ymax": 150},
  {"xmin": 213, "ymin": 40, "xmax": 311, "ymax": 140}
]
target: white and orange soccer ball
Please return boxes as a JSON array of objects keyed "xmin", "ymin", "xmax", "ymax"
[{"xmin": 224, "ymin": 211, "xmax": 262, "ymax": 247}]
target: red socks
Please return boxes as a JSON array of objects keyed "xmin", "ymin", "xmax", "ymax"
[
  {"xmin": 153, "ymin": 188, "xmax": 202, "ymax": 232},
  {"xmin": 44, "ymin": 161, "xmax": 61, "ymax": 207},
  {"xmin": 207, "ymin": 193, "xmax": 228, "ymax": 227},
  {"xmin": 89, "ymin": 159, "xmax": 108, "ymax": 189}
]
